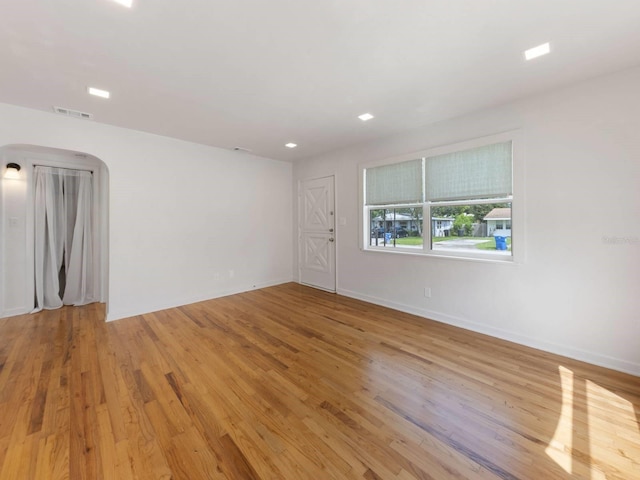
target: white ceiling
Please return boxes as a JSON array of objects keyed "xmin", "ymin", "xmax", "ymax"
[{"xmin": 2, "ymin": 0, "xmax": 640, "ymax": 162}]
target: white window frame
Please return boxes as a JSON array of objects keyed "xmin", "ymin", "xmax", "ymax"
[{"xmin": 359, "ymin": 131, "xmax": 524, "ymax": 263}]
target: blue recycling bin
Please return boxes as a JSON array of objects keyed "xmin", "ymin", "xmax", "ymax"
[
  {"xmin": 495, "ymin": 236, "xmax": 507, "ymax": 250},
  {"xmin": 384, "ymin": 232, "xmax": 392, "ymax": 243}
]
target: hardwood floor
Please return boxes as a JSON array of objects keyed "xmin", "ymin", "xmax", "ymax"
[{"xmin": 0, "ymin": 283, "xmax": 638, "ymax": 479}]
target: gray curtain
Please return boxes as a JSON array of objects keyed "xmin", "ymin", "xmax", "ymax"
[{"xmin": 33, "ymin": 166, "xmax": 94, "ymax": 311}]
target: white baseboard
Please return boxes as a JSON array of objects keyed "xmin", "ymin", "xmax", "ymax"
[
  {"xmin": 106, "ymin": 277, "xmax": 293, "ymax": 322},
  {"xmin": 337, "ymin": 287, "xmax": 640, "ymax": 377}
]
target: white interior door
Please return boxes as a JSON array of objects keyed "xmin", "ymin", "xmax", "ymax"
[{"xmin": 299, "ymin": 176, "xmax": 335, "ymax": 292}]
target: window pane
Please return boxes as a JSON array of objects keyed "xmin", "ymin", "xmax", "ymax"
[
  {"xmin": 426, "ymin": 142, "xmax": 512, "ymax": 201},
  {"xmin": 431, "ymin": 203, "xmax": 511, "ymax": 255},
  {"xmin": 369, "ymin": 207, "xmax": 423, "ymax": 249},
  {"xmin": 366, "ymin": 159, "xmax": 423, "ymax": 205}
]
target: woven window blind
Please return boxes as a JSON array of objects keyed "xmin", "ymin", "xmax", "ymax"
[
  {"xmin": 425, "ymin": 142, "xmax": 512, "ymax": 201},
  {"xmin": 365, "ymin": 159, "xmax": 423, "ymax": 206}
]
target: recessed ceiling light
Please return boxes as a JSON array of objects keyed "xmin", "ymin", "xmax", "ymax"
[
  {"xmin": 88, "ymin": 87, "xmax": 110, "ymax": 99},
  {"xmin": 285, "ymin": 143, "xmax": 297, "ymax": 149},
  {"xmin": 358, "ymin": 113, "xmax": 374, "ymax": 121},
  {"xmin": 113, "ymin": 0, "xmax": 133, "ymax": 7},
  {"xmin": 524, "ymin": 42, "xmax": 551, "ymax": 61}
]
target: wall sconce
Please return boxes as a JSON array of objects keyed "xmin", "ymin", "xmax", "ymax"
[{"xmin": 4, "ymin": 163, "xmax": 21, "ymax": 179}]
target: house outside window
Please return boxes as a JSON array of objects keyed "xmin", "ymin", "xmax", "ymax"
[{"xmin": 485, "ymin": 208, "xmax": 512, "ymax": 237}]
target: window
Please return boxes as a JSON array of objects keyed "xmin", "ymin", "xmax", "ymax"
[
  {"xmin": 362, "ymin": 133, "xmax": 518, "ymax": 260},
  {"xmin": 368, "ymin": 207, "xmax": 424, "ymax": 249},
  {"xmin": 364, "ymin": 158, "xmax": 424, "ymax": 250}
]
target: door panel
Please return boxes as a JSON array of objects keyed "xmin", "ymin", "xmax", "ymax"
[
  {"xmin": 303, "ymin": 185, "xmax": 330, "ymax": 231},
  {"xmin": 299, "ymin": 176, "xmax": 335, "ymax": 291}
]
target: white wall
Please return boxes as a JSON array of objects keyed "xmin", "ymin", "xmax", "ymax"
[
  {"xmin": 1, "ymin": 165, "xmax": 28, "ymax": 315},
  {"xmin": 293, "ymin": 67, "xmax": 640, "ymax": 376},
  {"xmin": 0, "ymin": 102, "xmax": 293, "ymax": 320}
]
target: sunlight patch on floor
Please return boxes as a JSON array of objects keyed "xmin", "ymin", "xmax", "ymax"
[
  {"xmin": 545, "ymin": 366, "xmax": 574, "ymax": 474},
  {"xmin": 585, "ymin": 379, "xmax": 640, "ymax": 476},
  {"xmin": 546, "ymin": 366, "xmax": 640, "ymax": 478}
]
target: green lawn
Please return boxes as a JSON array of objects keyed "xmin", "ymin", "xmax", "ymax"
[
  {"xmin": 394, "ymin": 236, "xmax": 511, "ymax": 250},
  {"xmin": 393, "ymin": 237, "xmax": 424, "ymax": 246}
]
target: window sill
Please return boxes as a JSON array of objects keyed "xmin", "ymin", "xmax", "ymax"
[{"xmin": 362, "ymin": 245, "xmax": 520, "ymax": 265}]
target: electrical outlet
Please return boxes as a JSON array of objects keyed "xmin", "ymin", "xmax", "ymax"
[{"xmin": 424, "ymin": 287, "xmax": 431, "ymax": 298}]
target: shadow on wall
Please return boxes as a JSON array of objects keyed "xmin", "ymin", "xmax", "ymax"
[{"xmin": 0, "ymin": 144, "xmax": 110, "ymax": 318}]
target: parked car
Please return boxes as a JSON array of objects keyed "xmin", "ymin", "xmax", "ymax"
[
  {"xmin": 371, "ymin": 227, "xmax": 409, "ymax": 238},
  {"xmin": 371, "ymin": 227, "xmax": 386, "ymax": 238},
  {"xmin": 394, "ymin": 227, "xmax": 409, "ymax": 238}
]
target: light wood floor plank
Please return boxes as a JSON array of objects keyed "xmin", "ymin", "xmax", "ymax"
[{"xmin": 0, "ymin": 283, "xmax": 638, "ymax": 479}]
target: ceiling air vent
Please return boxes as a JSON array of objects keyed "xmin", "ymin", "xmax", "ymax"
[
  {"xmin": 53, "ymin": 106, "xmax": 94, "ymax": 120},
  {"xmin": 233, "ymin": 147, "xmax": 252, "ymax": 153}
]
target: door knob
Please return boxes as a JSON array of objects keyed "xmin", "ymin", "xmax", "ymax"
[
  {"xmin": 329, "ymin": 238, "xmax": 334, "ymax": 242},
  {"xmin": 329, "ymin": 228, "xmax": 334, "ymax": 232}
]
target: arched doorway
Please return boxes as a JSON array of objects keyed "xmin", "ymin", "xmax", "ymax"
[{"xmin": 0, "ymin": 144, "xmax": 109, "ymax": 318}]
